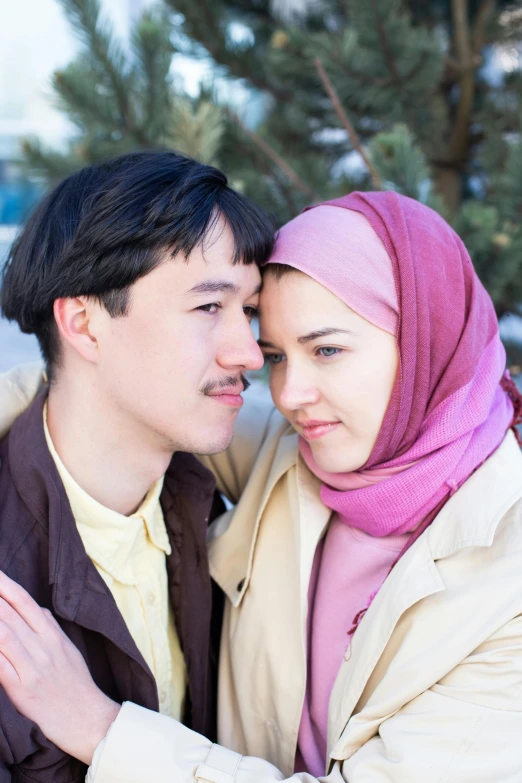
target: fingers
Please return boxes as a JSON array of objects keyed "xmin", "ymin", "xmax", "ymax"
[
  {"xmin": 0, "ymin": 617, "xmax": 33, "ymax": 683},
  {"xmin": 0, "ymin": 572, "xmax": 51, "ymax": 635},
  {"xmin": 0, "ymin": 597, "xmax": 37, "ymax": 647},
  {"xmin": 0, "ymin": 575, "xmax": 85, "ymax": 683},
  {"xmin": 0, "ymin": 649, "xmax": 21, "ymax": 690},
  {"xmin": 41, "ymin": 607, "xmax": 63, "ymax": 633}
]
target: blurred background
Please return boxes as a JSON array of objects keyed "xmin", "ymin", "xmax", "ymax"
[{"xmin": 1, "ymin": 0, "xmax": 522, "ymax": 381}]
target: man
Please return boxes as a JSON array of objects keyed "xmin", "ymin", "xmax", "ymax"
[{"xmin": 0, "ymin": 150, "xmax": 274, "ymax": 780}]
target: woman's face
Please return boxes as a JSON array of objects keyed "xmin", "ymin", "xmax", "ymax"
[{"xmin": 259, "ymin": 271, "xmax": 399, "ymax": 473}]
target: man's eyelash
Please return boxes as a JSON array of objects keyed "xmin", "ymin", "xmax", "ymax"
[{"xmin": 196, "ymin": 304, "xmax": 259, "ymax": 318}]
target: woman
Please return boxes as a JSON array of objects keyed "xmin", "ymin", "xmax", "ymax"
[{"xmin": 0, "ymin": 190, "xmax": 522, "ymax": 782}]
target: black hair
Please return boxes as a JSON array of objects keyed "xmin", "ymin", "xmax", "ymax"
[{"xmin": 1, "ymin": 151, "xmax": 275, "ymax": 379}]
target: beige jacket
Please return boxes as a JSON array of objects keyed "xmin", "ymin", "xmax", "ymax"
[{"xmin": 2, "ymin": 365, "xmax": 522, "ymax": 783}]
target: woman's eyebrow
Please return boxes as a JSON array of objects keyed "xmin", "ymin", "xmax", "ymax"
[
  {"xmin": 258, "ymin": 328, "xmax": 358, "ymax": 350},
  {"xmin": 297, "ymin": 327, "xmax": 359, "ymax": 344}
]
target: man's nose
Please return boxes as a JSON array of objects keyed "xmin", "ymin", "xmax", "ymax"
[{"xmin": 218, "ymin": 315, "xmax": 264, "ymax": 372}]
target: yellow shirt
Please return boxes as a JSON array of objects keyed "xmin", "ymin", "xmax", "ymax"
[{"xmin": 43, "ymin": 405, "xmax": 186, "ymax": 720}]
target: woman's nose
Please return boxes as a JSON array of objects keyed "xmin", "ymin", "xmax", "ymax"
[{"xmin": 278, "ymin": 366, "xmax": 320, "ymax": 411}]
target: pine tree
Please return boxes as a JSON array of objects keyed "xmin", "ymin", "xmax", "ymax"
[
  {"xmin": 24, "ymin": 0, "xmax": 522, "ymax": 317},
  {"xmin": 23, "ymin": 0, "xmax": 225, "ymax": 176}
]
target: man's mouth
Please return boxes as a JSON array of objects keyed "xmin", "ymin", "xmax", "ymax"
[
  {"xmin": 203, "ymin": 376, "xmax": 250, "ymax": 408},
  {"xmin": 206, "ymin": 390, "xmax": 244, "ymax": 408}
]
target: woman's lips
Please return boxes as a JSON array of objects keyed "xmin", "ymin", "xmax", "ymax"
[{"xmin": 298, "ymin": 420, "xmax": 341, "ymax": 440}]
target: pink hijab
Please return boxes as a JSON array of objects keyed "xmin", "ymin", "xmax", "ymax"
[{"xmin": 266, "ymin": 191, "xmax": 522, "ymax": 541}]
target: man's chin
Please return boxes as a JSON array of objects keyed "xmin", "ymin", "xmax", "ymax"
[{"xmin": 194, "ymin": 427, "xmax": 235, "ymax": 456}]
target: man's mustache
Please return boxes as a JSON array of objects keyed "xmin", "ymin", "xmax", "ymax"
[{"xmin": 200, "ymin": 374, "xmax": 251, "ymax": 396}]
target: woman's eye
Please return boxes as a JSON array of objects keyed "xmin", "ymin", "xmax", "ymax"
[
  {"xmin": 243, "ymin": 306, "xmax": 259, "ymax": 321},
  {"xmin": 197, "ymin": 303, "xmax": 221, "ymax": 314},
  {"xmin": 264, "ymin": 353, "xmax": 285, "ymax": 365},
  {"xmin": 317, "ymin": 346, "xmax": 341, "ymax": 358}
]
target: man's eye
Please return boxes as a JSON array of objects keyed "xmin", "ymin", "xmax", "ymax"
[
  {"xmin": 243, "ymin": 306, "xmax": 260, "ymax": 321},
  {"xmin": 264, "ymin": 353, "xmax": 285, "ymax": 365},
  {"xmin": 197, "ymin": 303, "xmax": 221, "ymax": 314}
]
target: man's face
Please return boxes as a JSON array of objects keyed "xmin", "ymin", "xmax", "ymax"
[{"xmin": 90, "ymin": 221, "xmax": 264, "ymax": 455}]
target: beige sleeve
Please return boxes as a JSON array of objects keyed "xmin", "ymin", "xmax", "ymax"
[
  {"xmin": 87, "ymin": 615, "xmax": 522, "ymax": 783},
  {"xmin": 0, "ymin": 362, "xmax": 45, "ymax": 438},
  {"xmin": 197, "ymin": 395, "xmax": 279, "ymax": 503}
]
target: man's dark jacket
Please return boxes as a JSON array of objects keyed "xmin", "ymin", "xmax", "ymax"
[{"xmin": 0, "ymin": 391, "xmax": 224, "ymax": 782}]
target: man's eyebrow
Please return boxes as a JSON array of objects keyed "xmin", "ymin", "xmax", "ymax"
[
  {"xmin": 188, "ymin": 280, "xmax": 240, "ymax": 295},
  {"xmin": 297, "ymin": 327, "xmax": 358, "ymax": 344},
  {"xmin": 187, "ymin": 280, "xmax": 262, "ymax": 296}
]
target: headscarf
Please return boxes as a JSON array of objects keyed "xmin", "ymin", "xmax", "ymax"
[{"xmin": 266, "ymin": 191, "xmax": 522, "ymax": 541}]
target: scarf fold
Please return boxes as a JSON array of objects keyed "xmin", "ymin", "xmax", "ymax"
[{"xmin": 268, "ymin": 191, "xmax": 521, "ymax": 539}]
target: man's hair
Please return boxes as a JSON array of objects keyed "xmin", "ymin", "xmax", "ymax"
[{"xmin": 1, "ymin": 151, "xmax": 275, "ymax": 378}]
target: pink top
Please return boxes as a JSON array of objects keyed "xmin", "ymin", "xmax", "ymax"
[{"xmin": 295, "ymin": 516, "xmax": 409, "ymax": 776}]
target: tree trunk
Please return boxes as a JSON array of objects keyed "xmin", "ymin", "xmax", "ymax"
[{"xmin": 433, "ymin": 164, "xmax": 462, "ymax": 216}]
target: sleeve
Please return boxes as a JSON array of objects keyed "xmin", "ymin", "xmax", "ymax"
[
  {"xmin": 87, "ymin": 615, "xmax": 522, "ymax": 783},
  {"xmin": 0, "ymin": 686, "xmax": 86, "ymax": 782},
  {"xmin": 0, "ymin": 362, "xmax": 45, "ymax": 439},
  {"xmin": 197, "ymin": 394, "xmax": 279, "ymax": 503},
  {"xmin": 336, "ymin": 614, "xmax": 522, "ymax": 782}
]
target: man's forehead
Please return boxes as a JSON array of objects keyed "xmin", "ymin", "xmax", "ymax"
[{"xmin": 149, "ymin": 241, "xmax": 262, "ymax": 295}]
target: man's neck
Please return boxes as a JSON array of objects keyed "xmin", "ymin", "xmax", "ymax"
[{"xmin": 46, "ymin": 378, "xmax": 173, "ymax": 516}]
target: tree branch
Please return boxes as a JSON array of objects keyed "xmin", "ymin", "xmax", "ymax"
[
  {"xmin": 471, "ymin": 0, "xmax": 495, "ymax": 56},
  {"xmin": 403, "ymin": 50, "xmax": 431, "ymax": 84},
  {"xmin": 329, "ymin": 48, "xmax": 392, "ymax": 88},
  {"xmin": 164, "ymin": 0, "xmax": 291, "ymax": 103},
  {"xmin": 367, "ymin": 0, "xmax": 401, "ymax": 83},
  {"xmin": 273, "ymin": 169, "xmax": 301, "ymax": 217},
  {"xmin": 229, "ymin": 111, "xmax": 318, "ymax": 200},
  {"xmin": 448, "ymin": 0, "xmax": 476, "ymax": 161},
  {"xmin": 314, "ymin": 58, "xmax": 382, "ymax": 189},
  {"xmin": 59, "ymin": 0, "xmax": 135, "ymax": 131}
]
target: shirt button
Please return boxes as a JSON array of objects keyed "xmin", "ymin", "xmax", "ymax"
[{"xmin": 146, "ymin": 593, "xmax": 156, "ymax": 606}]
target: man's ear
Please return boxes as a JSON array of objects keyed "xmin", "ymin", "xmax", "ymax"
[{"xmin": 53, "ymin": 296, "xmax": 100, "ymax": 365}]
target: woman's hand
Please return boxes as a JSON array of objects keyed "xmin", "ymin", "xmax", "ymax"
[{"xmin": 0, "ymin": 572, "xmax": 120, "ymax": 765}]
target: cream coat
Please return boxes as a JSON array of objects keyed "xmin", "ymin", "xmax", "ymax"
[{"xmin": 2, "ymin": 365, "xmax": 522, "ymax": 783}]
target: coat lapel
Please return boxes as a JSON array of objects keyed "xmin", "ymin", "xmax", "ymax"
[
  {"xmin": 295, "ymin": 455, "xmax": 332, "ymax": 626},
  {"xmin": 327, "ymin": 432, "xmax": 522, "ymax": 761},
  {"xmin": 209, "ymin": 429, "xmax": 300, "ymax": 604}
]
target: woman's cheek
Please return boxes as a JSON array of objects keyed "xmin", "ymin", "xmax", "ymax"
[{"xmin": 270, "ymin": 371, "xmax": 287, "ymax": 415}]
